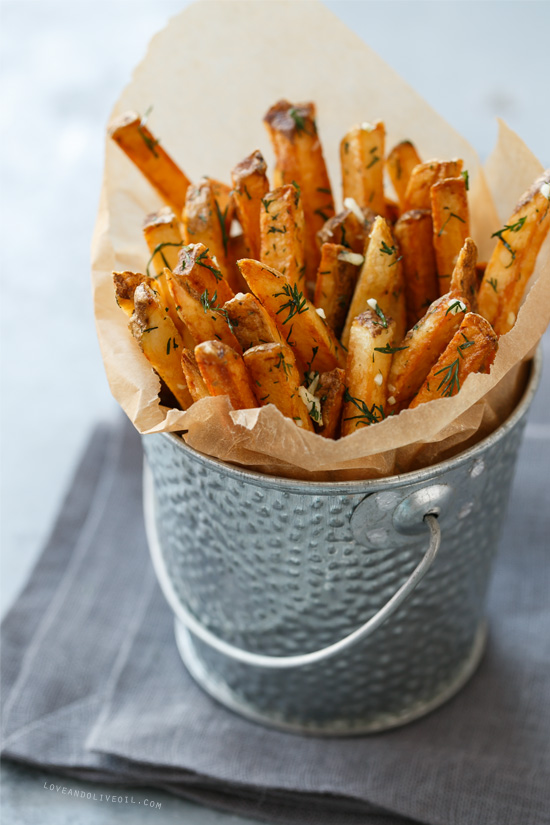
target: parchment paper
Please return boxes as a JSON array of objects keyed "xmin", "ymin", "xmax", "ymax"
[{"xmin": 91, "ymin": 0, "xmax": 549, "ymax": 480}]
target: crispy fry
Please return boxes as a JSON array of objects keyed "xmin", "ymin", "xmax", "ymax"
[
  {"xmin": 244, "ymin": 343, "xmax": 314, "ymax": 431},
  {"xmin": 410, "ymin": 313, "xmax": 498, "ymax": 408},
  {"xmin": 386, "ymin": 140, "xmax": 422, "ymax": 210},
  {"xmin": 314, "ymin": 244, "xmax": 363, "ymax": 337},
  {"xmin": 223, "ymin": 292, "xmax": 284, "ymax": 351},
  {"xmin": 194, "ymin": 340, "xmax": 257, "ymax": 409},
  {"xmin": 142, "ymin": 208, "xmax": 183, "ymax": 275},
  {"xmin": 341, "ymin": 310, "xmax": 397, "ymax": 436},
  {"xmin": 237, "ymin": 258, "xmax": 346, "ymax": 373},
  {"xmin": 113, "ymin": 271, "xmax": 150, "ymax": 316},
  {"xmin": 341, "ymin": 216, "xmax": 406, "ymax": 348},
  {"xmin": 478, "ymin": 169, "xmax": 550, "ymax": 334},
  {"xmin": 449, "ymin": 237, "xmax": 478, "ymax": 311},
  {"xmin": 264, "ymin": 100, "xmax": 334, "ymax": 283},
  {"xmin": 129, "ymin": 283, "xmax": 191, "ymax": 409},
  {"xmin": 181, "ymin": 349, "xmax": 210, "ymax": 402},
  {"xmin": 316, "ymin": 368, "xmax": 346, "ymax": 439},
  {"xmin": 340, "ymin": 121, "xmax": 386, "ymax": 216},
  {"xmin": 231, "ymin": 150, "xmax": 269, "ymax": 259},
  {"xmin": 317, "ymin": 203, "xmax": 376, "ymax": 254},
  {"xmin": 260, "ymin": 184, "xmax": 306, "ymax": 285},
  {"xmin": 108, "ymin": 111, "xmax": 191, "ymax": 214},
  {"xmin": 394, "ymin": 209, "xmax": 438, "ymax": 327},
  {"xmin": 209, "ymin": 179, "xmax": 236, "ymax": 236},
  {"xmin": 431, "ymin": 176, "xmax": 470, "ymax": 295},
  {"xmin": 403, "ymin": 159, "xmax": 463, "ymax": 211},
  {"xmin": 174, "ymin": 243, "xmax": 234, "ymax": 305}
]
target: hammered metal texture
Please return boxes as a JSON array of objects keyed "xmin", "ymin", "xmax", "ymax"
[{"xmin": 143, "ymin": 413, "xmax": 527, "ymax": 732}]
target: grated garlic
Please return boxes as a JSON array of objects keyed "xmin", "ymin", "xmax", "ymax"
[
  {"xmin": 541, "ymin": 182, "xmax": 550, "ymax": 200},
  {"xmin": 337, "ymin": 250, "xmax": 364, "ymax": 266},
  {"xmin": 343, "ymin": 197, "xmax": 365, "ymax": 223},
  {"xmin": 387, "ymin": 396, "xmax": 396, "ymax": 406},
  {"xmin": 298, "ymin": 386, "xmax": 323, "ymax": 426},
  {"xmin": 367, "ymin": 298, "xmax": 379, "ymax": 311},
  {"xmin": 315, "ymin": 307, "xmax": 327, "ymax": 319},
  {"xmin": 374, "ymin": 373, "xmax": 383, "ymax": 386}
]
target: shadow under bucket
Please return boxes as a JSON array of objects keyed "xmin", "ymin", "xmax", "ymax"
[{"xmin": 142, "ymin": 352, "xmax": 541, "ymax": 735}]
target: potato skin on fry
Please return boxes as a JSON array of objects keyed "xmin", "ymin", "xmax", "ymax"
[
  {"xmin": 403, "ymin": 159, "xmax": 463, "ymax": 211},
  {"xmin": 244, "ymin": 343, "xmax": 314, "ymax": 431},
  {"xmin": 314, "ymin": 243, "xmax": 363, "ymax": 337},
  {"xmin": 195, "ymin": 340, "xmax": 256, "ymax": 410},
  {"xmin": 410, "ymin": 313, "xmax": 498, "ymax": 408},
  {"xmin": 223, "ymin": 292, "xmax": 283, "ymax": 352},
  {"xmin": 340, "ymin": 121, "xmax": 386, "ymax": 216},
  {"xmin": 431, "ymin": 176, "xmax": 470, "ymax": 296},
  {"xmin": 260, "ymin": 184, "xmax": 305, "ymax": 285},
  {"xmin": 181, "ymin": 349, "xmax": 210, "ymax": 402},
  {"xmin": 478, "ymin": 169, "xmax": 550, "ymax": 335},
  {"xmin": 316, "ymin": 368, "xmax": 346, "ymax": 439},
  {"xmin": 317, "ymin": 205, "xmax": 376, "ymax": 255},
  {"xmin": 231, "ymin": 150, "xmax": 269, "ymax": 259},
  {"xmin": 113, "ymin": 271, "xmax": 150, "ymax": 316},
  {"xmin": 109, "ymin": 111, "xmax": 191, "ymax": 215},
  {"xmin": 386, "ymin": 140, "xmax": 422, "ymax": 210}
]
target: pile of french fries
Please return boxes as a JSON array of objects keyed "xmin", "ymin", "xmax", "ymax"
[{"xmin": 109, "ymin": 102, "xmax": 550, "ymax": 439}]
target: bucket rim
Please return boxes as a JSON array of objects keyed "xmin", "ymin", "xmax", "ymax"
[{"xmin": 152, "ymin": 348, "xmax": 542, "ymax": 493}]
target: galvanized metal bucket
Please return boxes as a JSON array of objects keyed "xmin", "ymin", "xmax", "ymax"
[{"xmin": 143, "ymin": 353, "xmax": 540, "ymax": 735}]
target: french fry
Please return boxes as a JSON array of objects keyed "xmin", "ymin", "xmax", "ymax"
[
  {"xmin": 403, "ymin": 159, "xmax": 463, "ymax": 211},
  {"xmin": 478, "ymin": 170, "xmax": 550, "ymax": 335},
  {"xmin": 340, "ymin": 121, "xmax": 386, "ymax": 216},
  {"xmin": 313, "ymin": 244, "xmax": 364, "ymax": 337},
  {"xmin": 209, "ymin": 179, "xmax": 236, "ymax": 236},
  {"xmin": 244, "ymin": 343, "xmax": 314, "ymax": 431},
  {"xmin": 384, "ymin": 198, "xmax": 400, "ymax": 225},
  {"xmin": 316, "ymin": 368, "xmax": 346, "ymax": 439},
  {"xmin": 181, "ymin": 349, "xmax": 210, "ymax": 402},
  {"xmin": 449, "ymin": 237, "xmax": 478, "ymax": 312},
  {"xmin": 264, "ymin": 100, "xmax": 335, "ymax": 283},
  {"xmin": 231, "ymin": 150, "xmax": 269, "ymax": 258},
  {"xmin": 108, "ymin": 111, "xmax": 191, "ymax": 214},
  {"xmin": 142, "ymin": 208, "xmax": 183, "ymax": 275},
  {"xmin": 237, "ymin": 258, "xmax": 346, "ymax": 373},
  {"xmin": 386, "ymin": 140, "xmax": 422, "ymax": 210},
  {"xmin": 317, "ymin": 202, "xmax": 376, "ymax": 254},
  {"xmin": 410, "ymin": 313, "xmax": 498, "ymax": 408},
  {"xmin": 223, "ymin": 292, "xmax": 284, "ymax": 351},
  {"xmin": 341, "ymin": 310, "xmax": 397, "ymax": 437},
  {"xmin": 194, "ymin": 340, "xmax": 257, "ymax": 409},
  {"xmin": 129, "ymin": 283, "xmax": 192, "ymax": 409},
  {"xmin": 174, "ymin": 243, "xmax": 234, "ymax": 306},
  {"xmin": 431, "ymin": 176, "xmax": 470, "ymax": 295},
  {"xmin": 341, "ymin": 216, "xmax": 406, "ymax": 348},
  {"xmin": 113, "ymin": 271, "xmax": 150, "ymax": 316},
  {"xmin": 394, "ymin": 209, "xmax": 438, "ymax": 327},
  {"xmin": 260, "ymin": 184, "xmax": 306, "ymax": 285}
]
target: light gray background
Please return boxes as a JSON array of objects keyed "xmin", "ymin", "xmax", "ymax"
[{"xmin": 1, "ymin": 1, "xmax": 549, "ymax": 823}]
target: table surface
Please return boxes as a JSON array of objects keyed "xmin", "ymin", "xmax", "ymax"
[{"xmin": 1, "ymin": 2, "xmax": 549, "ymax": 823}]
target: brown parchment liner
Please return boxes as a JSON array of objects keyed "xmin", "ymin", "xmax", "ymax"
[{"xmin": 91, "ymin": 0, "xmax": 549, "ymax": 482}]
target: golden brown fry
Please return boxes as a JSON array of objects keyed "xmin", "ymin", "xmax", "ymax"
[
  {"xmin": 449, "ymin": 237, "xmax": 478, "ymax": 311},
  {"xmin": 113, "ymin": 271, "xmax": 150, "ymax": 316},
  {"xmin": 260, "ymin": 184, "xmax": 305, "ymax": 285},
  {"xmin": 410, "ymin": 313, "xmax": 498, "ymax": 408},
  {"xmin": 231, "ymin": 150, "xmax": 269, "ymax": 259},
  {"xmin": 181, "ymin": 349, "xmax": 210, "ymax": 402},
  {"xmin": 478, "ymin": 169, "xmax": 550, "ymax": 335},
  {"xmin": 237, "ymin": 258, "xmax": 346, "ymax": 373},
  {"xmin": 431, "ymin": 176, "xmax": 470, "ymax": 295},
  {"xmin": 386, "ymin": 140, "xmax": 422, "ymax": 210},
  {"xmin": 194, "ymin": 340, "xmax": 257, "ymax": 409},
  {"xmin": 316, "ymin": 368, "xmax": 346, "ymax": 439},
  {"xmin": 223, "ymin": 292, "xmax": 284, "ymax": 352},
  {"xmin": 317, "ymin": 203, "xmax": 376, "ymax": 254},
  {"xmin": 108, "ymin": 111, "xmax": 191, "ymax": 214},
  {"xmin": 340, "ymin": 121, "xmax": 386, "ymax": 216},
  {"xmin": 403, "ymin": 159, "xmax": 463, "ymax": 211},
  {"xmin": 209, "ymin": 179, "xmax": 236, "ymax": 236},
  {"xmin": 264, "ymin": 100, "xmax": 334, "ymax": 283},
  {"xmin": 174, "ymin": 243, "xmax": 234, "ymax": 306},
  {"xmin": 341, "ymin": 216, "xmax": 406, "ymax": 348},
  {"xmin": 341, "ymin": 310, "xmax": 397, "ymax": 437},
  {"xmin": 394, "ymin": 209, "xmax": 438, "ymax": 327},
  {"xmin": 244, "ymin": 343, "xmax": 314, "ymax": 431},
  {"xmin": 313, "ymin": 244, "xmax": 364, "ymax": 337},
  {"xmin": 129, "ymin": 283, "xmax": 192, "ymax": 409},
  {"xmin": 142, "ymin": 207, "xmax": 183, "ymax": 275}
]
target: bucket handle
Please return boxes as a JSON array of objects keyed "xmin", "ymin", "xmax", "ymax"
[{"xmin": 144, "ymin": 463, "xmax": 441, "ymax": 670}]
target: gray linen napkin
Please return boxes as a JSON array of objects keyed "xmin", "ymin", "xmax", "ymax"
[{"xmin": 2, "ymin": 413, "xmax": 549, "ymax": 825}]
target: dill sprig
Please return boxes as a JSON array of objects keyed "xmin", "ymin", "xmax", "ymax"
[
  {"xmin": 138, "ymin": 106, "xmax": 159, "ymax": 157},
  {"xmin": 343, "ymin": 388, "xmax": 385, "ymax": 426},
  {"xmin": 373, "ymin": 343, "xmax": 409, "ymax": 355},
  {"xmin": 438, "ymin": 209, "xmax": 466, "ymax": 236},
  {"xmin": 434, "ymin": 358, "xmax": 460, "ymax": 397},
  {"xmin": 145, "ymin": 241, "xmax": 184, "ymax": 278},
  {"xmin": 379, "ymin": 240, "xmax": 403, "ymax": 267},
  {"xmin": 195, "ymin": 248, "xmax": 223, "ymax": 281},
  {"xmin": 274, "ymin": 283, "xmax": 308, "ymax": 324},
  {"xmin": 200, "ymin": 289, "xmax": 238, "ymax": 333},
  {"xmin": 214, "ymin": 199, "xmax": 229, "ymax": 256},
  {"xmin": 491, "ymin": 216, "xmax": 527, "ymax": 268}
]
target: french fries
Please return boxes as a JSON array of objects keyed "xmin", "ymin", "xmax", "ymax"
[
  {"xmin": 316, "ymin": 368, "xmax": 346, "ymax": 439},
  {"xmin": 264, "ymin": 100, "xmax": 334, "ymax": 283},
  {"xmin": 478, "ymin": 170, "xmax": 550, "ymax": 334},
  {"xmin": 403, "ymin": 159, "xmax": 463, "ymax": 211},
  {"xmin": 182, "ymin": 177, "xmax": 237, "ymax": 288},
  {"xmin": 129, "ymin": 283, "xmax": 192, "ymax": 409},
  {"xmin": 244, "ymin": 343, "xmax": 314, "ymax": 431},
  {"xmin": 341, "ymin": 310, "xmax": 397, "ymax": 436},
  {"xmin": 260, "ymin": 184, "xmax": 305, "ymax": 285},
  {"xmin": 410, "ymin": 313, "xmax": 498, "ymax": 408},
  {"xmin": 386, "ymin": 140, "xmax": 422, "ymax": 210},
  {"xmin": 340, "ymin": 121, "xmax": 386, "ymax": 217},
  {"xmin": 109, "ymin": 111, "xmax": 191, "ymax": 214},
  {"xmin": 194, "ymin": 340, "xmax": 257, "ymax": 409},
  {"xmin": 231, "ymin": 150, "xmax": 269, "ymax": 259},
  {"xmin": 393, "ymin": 209, "xmax": 438, "ymax": 327},
  {"xmin": 181, "ymin": 349, "xmax": 210, "ymax": 402},
  {"xmin": 317, "ymin": 203, "xmax": 376, "ymax": 254},
  {"xmin": 341, "ymin": 216, "xmax": 406, "ymax": 348},
  {"xmin": 431, "ymin": 176, "xmax": 470, "ymax": 295},
  {"xmin": 313, "ymin": 244, "xmax": 363, "ymax": 337},
  {"xmin": 238, "ymin": 258, "xmax": 346, "ymax": 373},
  {"xmin": 223, "ymin": 292, "xmax": 284, "ymax": 351},
  {"xmin": 113, "ymin": 271, "xmax": 150, "ymax": 316}
]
